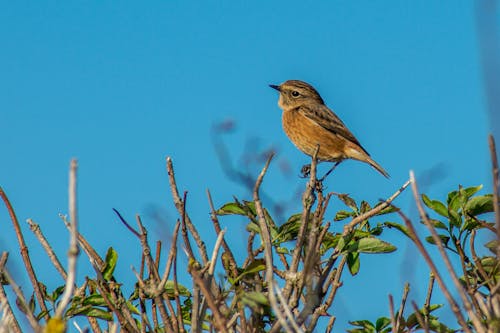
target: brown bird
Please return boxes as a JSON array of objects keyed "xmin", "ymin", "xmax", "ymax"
[{"xmin": 270, "ymin": 80, "xmax": 389, "ymax": 178}]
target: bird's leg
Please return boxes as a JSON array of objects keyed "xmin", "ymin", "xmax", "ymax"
[
  {"xmin": 319, "ymin": 161, "xmax": 341, "ymax": 182},
  {"xmin": 300, "ymin": 164, "xmax": 311, "ymax": 178}
]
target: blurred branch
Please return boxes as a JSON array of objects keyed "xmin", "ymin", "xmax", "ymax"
[
  {"xmin": 55, "ymin": 159, "xmax": 80, "ymax": 318},
  {"xmin": 410, "ymin": 171, "xmax": 484, "ymax": 332},
  {"xmin": 397, "ymin": 184, "xmax": 471, "ymax": 332},
  {"xmin": 488, "ymin": 135, "xmax": 500, "ymax": 259},
  {"xmin": 0, "ymin": 252, "xmax": 22, "ymax": 333}
]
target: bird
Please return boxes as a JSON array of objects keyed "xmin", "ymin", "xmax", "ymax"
[{"xmin": 269, "ymin": 80, "xmax": 389, "ymax": 178}]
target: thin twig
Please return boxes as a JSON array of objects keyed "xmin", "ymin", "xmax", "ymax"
[
  {"xmin": 253, "ymin": 154, "xmax": 295, "ymax": 333},
  {"xmin": 410, "ymin": 171, "xmax": 484, "ymax": 332},
  {"xmin": 343, "ymin": 179, "xmax": 411, "ymax": 236},
  {"xmin": 135, "ymin": 216, "xmax": 175, "ymax": 332},
  {"xmin": 411, "ymin": 301, "xmax": 429, "ymax": 333},
  {"xmin": 206, "ymin": 189, "xmax": 240, "ymax": 278},
  {"xmin": 395, "ymin": 282, "xmax": 410, "ymax": 331},
  {"xmin": 157, "ymin": 221, "xmax": 181, "ymax": 293},
  {"xmin": 208, "ymin": 229, "xmax": 226, "ymax": 276},
  {"xmin": 325, "ymin": 316, "xmax": 336, "ymax": 333},
  {"xmin": 166, "ymin": 157, "xmax": 209, "ymax": 265},
  {"xmin": 188, "ymin": 266, "xmax": 228, "ymax": 333},
  {"xmin": 90, "ymin": 261, "xmax": 138, "ymax": 331},
  {"xmin": 275, "ymin": 284, "xmax": 304, "ymax": 333},
  {"xmin": 112, "ymin": 208, "xmax": 140, "ymax": 237},
  {"xmin": 470, "ymin": 231, "xmax": 493, "ymax": 290},
  {"xmin": 26, "ymin": 219, "xmax": 67, "ymax": 279},
  {"xmin": 55, "ymin": 159, "xmax": 80, "ymax": 318},
  {"xmin": 1, "ymin": 266, "xmax": 40, "ymax": 331},
  {"xmin": 0, "ymin": 252, "xmax": 22, "ymax": 333},
  {"xmin": 388, "ymin": 295, "xmax": 396, "ymax": 333},
  {"xmin": 172, "ymin": 246, "xmax": 185, "ymax": 333},
  {"xmin": 397, "ymin": 202, "xmax": 471, "ymax": 332},
  {"xmin": 488, "ymin": 135, "xmax": 500, "ymax": 259},
  {"xmin": 289, "ymin": 147, "xmax": 318, "ymax": 277},
  {"xmin": 0, "ymin": 187, "xmax": 49, "ymax": 320},
  {"xmin": 59, "ymin": 214, "xmax": 104, "ymax": 268},
  {"xmin": 424, "ymin": 273, "xmax": 435, "ymax": 329}
]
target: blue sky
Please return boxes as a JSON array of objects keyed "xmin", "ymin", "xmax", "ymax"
[{"xmin": 0, "ymin": 1, "xmax": 495, "ymax": 331}]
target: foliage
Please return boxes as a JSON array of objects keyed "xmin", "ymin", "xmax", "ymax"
[{"xmin": 0, "ymin": 140, "xmax": 499, "ymax": 332}]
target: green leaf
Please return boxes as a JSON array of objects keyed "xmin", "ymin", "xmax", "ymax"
[
  {"xmin": 233, "ymin": 259, "xmax": 266, "ymax": 284},
  {"xmin": 246, "ymin": 222, "xmax": 260, "ymax": 234},
  {"xmin": 240, "ymin": 291, "xmax": 269, "ymax": 310},
  {"xmin": 463, "ymin": 184, "xmax": 483, "ymax": 198},
  {"xmin": 484, "ymin": 239, "xmax": 498, "ymax": 254},
  {"xmin": 337, "ymin": 193, "xmax": 358, "ymax": 212},
  {"xmin": 102, "ymin": 247, "xmax": 118, "ymax": 281},
  {"xmin": 335, "ymin": 210, "xmax": 355, "ymax": 221},
  {"xmin": 49, "ymin": 285, "xmax": 66, "ymax": 302},
  {"xmin": 243, "ymin": 200, "xmax": 257, "ymax": 216},
  {"xmin": 406, "ymin": 304, "xmax": 443, "ymax": 328},
  {"xmin": 348, "ymin": 320, "xmax": 375, "ymax": 330},
  {"xmin": 78, "ymin": 306, "xmax": 113, "ymax": 321},
  {"xmin": 384, "ymin": 222, "xmax": 412, "ymax": 239},
  {"xmin": 448, "ymin": 209, "xmax": 462, "ymax": 228},
  {"xmin": 464, "ymin": 194, "xmax": 493, "ymax": 216},
  {"xmin": 82, "ymin": 294, "xmax": 107, "ymax": 307},
  {"xmin": 422, "ymin": 194, "xmax": 448, "ymax": 217},
  {"xmin": 375, "ymin": 317, "xmax": 391, "ymax": 331},
  {"xmin": 126, "ymin": 301, "xmax": 140, "ymax": 315},
  {"xmin": 360, "ymin": 201, "xmax": 371, "ymax": 214},
  {"xmin": 448, "ymin": 189, "xmax": 465, "ymax": 213},
  {"xmin": 346, "ymin": 237, "xmax": 396, "ymax": 254},
  {"xmin": 480, "ymin": 256, "xmax": 500, "ymax": 278},
  {"xmin": 216, "ymin": 202, "xmax": 246, "ymax": 216},
  {"xmin": 274, "ymin": 213, "xmax": 301, "ymax": 243},
  {"xmin": 164, "ymin": 280, "xmax": 191, "ymax": 297},
  {"xmin": 425, "ymin": 235, "xmax": 450, "ymax": 247},
  {"xmin": 276, "ymin": 246, "xmax": 289, "ymax": 254},
  {"xmin": 374, "ymin": 205, "xmax": 399, "ymax": 216},
  {"xmin": 428, "ymin": 219, "xmax": 448, "ymax": 230},
  {"xmin": 347, "ymin": 252, "xmax": 360, "ymax": 275}
]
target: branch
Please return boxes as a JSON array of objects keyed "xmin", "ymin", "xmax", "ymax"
[
  {"xmin": 488, "ymin": 135, "xmax": 500, "ymax": 259},
  {"xmin": 343, "ymin": 179, "xmax": 411, "ymax": 236},
  {"xmin": 166, "ymin": 157, "xmax": 209, "ymax": 265},
  {"xmin": 253, "ymin": 154, "xmax": 296, "ymax": 333},
  {"xmin": 410, "ymin": 171, "xmax": 484, "ymax": 332},
  {"xmin": 0, "ymin": 187, "xmax": 49, "ymax": 320},
  {"xmin": 0, "ymin": 252, "xmax": 22, "ymax": 333},
  {"xmin": 55, "ymin": 159, "xmax": 80, "ymax": 318}
]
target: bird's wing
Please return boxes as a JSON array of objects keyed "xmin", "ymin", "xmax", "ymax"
[{"xmin": 297, "ymin": 104, "xmax": 370, "ymax": 154}]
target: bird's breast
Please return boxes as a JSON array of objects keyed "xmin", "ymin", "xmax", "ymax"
[{"xmin": 281, "ymin": 109, "xmax": 347, "ymax": 161}]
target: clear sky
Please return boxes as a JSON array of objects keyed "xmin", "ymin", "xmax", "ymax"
[{"xmin": 0, "ymin": 1, "xmax": 494, "ymax": 331}]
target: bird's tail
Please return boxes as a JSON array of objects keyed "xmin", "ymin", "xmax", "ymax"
[{"xmin": 346, "ymin": 146, "xmax": 389, "ymax": 178}]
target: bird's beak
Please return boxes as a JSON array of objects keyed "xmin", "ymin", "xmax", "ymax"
[{"xmin": 269, "ymin": 84, "xmax": 281, "ymax": 92}]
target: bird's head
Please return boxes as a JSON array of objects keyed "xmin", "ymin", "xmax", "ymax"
[{"xmin": 269, "ymin": 80, "xmax": 324, "ymax": 109}]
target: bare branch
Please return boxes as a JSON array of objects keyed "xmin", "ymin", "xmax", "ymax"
[
  {"xmin": 410, "ymin": 171, "xmax": 484, "ymax": 332},
  {"xmin": 55, "ymin": 159, "xmax": 80, "ymax": 318},
  {"xmin": 166, "ymin": 157, "xmax": 209, "ymax": 265},
  {"xmin": 388, "ymin": 295, "xmax": 396, "ymax": 333},
  {"xmin": 0, "ymin": 187, "xmax": 49, "ymax": 320},
  {"xmin": 1, "ymin": 266, "xmax": 40, "ymax": 331},
  {"xmin": 488, "ymin": 135, "xmax": 500, "ymax": 258},
  {"xmin": 343, "ymin": 179, "xmax": 411, "ymax": 236},
  {"xmin": 0, "ymin": 252, "xmax": 22, "ymax": 333},
  {"xmin": 396, "ymin": 196, "xmax": 471, "ymax": 332}
]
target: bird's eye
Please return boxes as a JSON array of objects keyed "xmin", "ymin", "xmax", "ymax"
[{"xmin": 291, "ymin": 91, "xmax": 300, "ymax": 97}]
